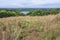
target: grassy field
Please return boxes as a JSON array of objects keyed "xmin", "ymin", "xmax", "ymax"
[{"xmin": 0, "ymin": 14, "xmax": 60, "ymax": 40}]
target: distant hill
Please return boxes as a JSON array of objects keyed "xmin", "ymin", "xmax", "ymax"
[{"xmin": 0, "ymin": 8, "xmax": 50, "ymax": 11}]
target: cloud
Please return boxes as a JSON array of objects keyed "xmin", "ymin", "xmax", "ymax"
[{"xmin": 0, "ymin": 0, "xmax": 60, "ymax": 8}]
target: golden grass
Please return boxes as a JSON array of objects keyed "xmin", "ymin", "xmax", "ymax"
[{"xmin": 0, "ymin": 14, "xmax": 60, "ymax": 40}]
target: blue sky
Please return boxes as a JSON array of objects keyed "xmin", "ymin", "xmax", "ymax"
[{"xmin": 0, "ymin": 0, "xmax": 60, "ymax": 8}]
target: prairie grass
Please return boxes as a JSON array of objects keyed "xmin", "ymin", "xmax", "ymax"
[{"xmin": 0, "ymin": 14, "xmax": 60, "ymax": 40}]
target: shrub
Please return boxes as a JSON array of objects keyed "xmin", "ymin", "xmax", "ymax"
[{"xmin": 0, "ymin": 10, "xmax": 25, "ymax": 18}]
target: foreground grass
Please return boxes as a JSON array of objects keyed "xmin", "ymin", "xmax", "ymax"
[{"xmin": 0, "ymin": 14, "xmax": 60, "ymax": 40}]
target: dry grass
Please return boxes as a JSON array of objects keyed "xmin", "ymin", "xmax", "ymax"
[{"xmin": 0, "ymin": 14, "xmax": 60, "ymax": 40}]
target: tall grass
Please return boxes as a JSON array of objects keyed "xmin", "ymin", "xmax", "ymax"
[{"xmin": 0, "ymin": 14, "xmax": 60, "ymax": 40}]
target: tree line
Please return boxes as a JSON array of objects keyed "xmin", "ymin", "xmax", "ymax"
[
  {"xmin": 0, "ymin": 8, "xmax": 60, "ymax": 18},
  {"xmin": 27, "ymin": 8, "xmax": 60, "ymax": 16}
]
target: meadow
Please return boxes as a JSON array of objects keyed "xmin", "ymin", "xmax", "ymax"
[{"xmin": 0, "ymin": 13, "xmax": 60, "ymax": 40}]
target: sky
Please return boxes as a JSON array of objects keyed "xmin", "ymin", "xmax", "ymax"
[{"xmin": 0, "ymin": 0, "xmax": 60, "ymax": 8}]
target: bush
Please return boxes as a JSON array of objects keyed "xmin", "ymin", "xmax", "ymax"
[
  {"xmin": 0, "ymin": 10, "xmax": 25, "ymax": 18},
  {"xmin": 0, "ymin": 11, "xmax": 16, "ymax": 18}
]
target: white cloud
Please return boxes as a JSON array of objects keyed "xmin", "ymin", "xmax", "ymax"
[
  {"xmin": 29, "ymin": 0, "xmax": 60, "ymax": 5},
  {"xmin": 0, "ymin": 0, "xmax": 60, "ymax": 8}
]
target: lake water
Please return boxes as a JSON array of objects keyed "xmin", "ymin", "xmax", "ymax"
[{"xmin": 21, "ymin": 11, "xmax": 29, "ymax": 14}]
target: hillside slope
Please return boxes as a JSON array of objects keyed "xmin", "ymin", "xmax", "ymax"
[{"xmin": 0, "ymin": 14, "xmax": 60, "ymax": 40}]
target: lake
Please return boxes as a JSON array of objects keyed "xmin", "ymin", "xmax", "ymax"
[{"xmin": 21, "ymin": 11, "xmax": 29, "ymax": 14}]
